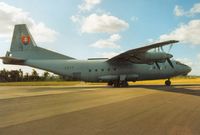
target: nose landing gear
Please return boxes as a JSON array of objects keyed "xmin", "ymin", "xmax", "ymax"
[{"xmin": 165, "ymin": 79, "xmax": 171, "ymax": 86}]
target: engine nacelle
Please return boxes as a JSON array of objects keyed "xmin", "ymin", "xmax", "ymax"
[{"xmin": 138, "ymin": 52, "xmax": 173, "ymax": 63}]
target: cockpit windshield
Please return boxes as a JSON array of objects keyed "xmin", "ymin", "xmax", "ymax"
[{"xmin": 175, "ymin": 61, "xmax": 187, "ymax": 66}]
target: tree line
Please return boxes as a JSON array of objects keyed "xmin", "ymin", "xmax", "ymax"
[{"xmin": 0, "ymin": 69, "xmax": 60, "ymax": 82}]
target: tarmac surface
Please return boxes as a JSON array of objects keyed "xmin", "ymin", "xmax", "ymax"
[{"xmin": 0, "ymin": 84, "xmax": 200, "ymax": 135}]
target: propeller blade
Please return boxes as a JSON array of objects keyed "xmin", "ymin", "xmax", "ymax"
[
  {"xmin": 167, "ymin": 58, "xmax": 174, "ymax": 68},
  {"xmin": 155, "ymin": 62, "xmax": 160, "ymax": 70},
  {"xmin": 168, "ymin": 44, "xmax": 173, "ymax": 53},
  {"xmin": 161, "ymin": 46, "xmax": 164, "ymax": 52}
]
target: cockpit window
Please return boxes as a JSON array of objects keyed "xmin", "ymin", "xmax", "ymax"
[
  {"xmin": 175, "ymin": 61, "xmax": 187, "ymax": 66},
  {"xmin": 175, "ymin": 61, "xmax": 181, "ymax": 65}
]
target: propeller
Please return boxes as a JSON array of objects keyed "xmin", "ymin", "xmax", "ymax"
[
  {"xmin": 151, "ymin": 42, "xmax": 175, "ymax": 70},
  {"xmin": 167, "ymin": 44, "xmax": 174, "ymax": 68},
  {"xmin": 155, "ymin": 62, "xmax": 160, "ymax": 70},
  {"xmin": 168, "ymin": 44, "xmax": 173, "ymax": 53},
  {"xmin": 161, "ymin": 46, "xmax": 164, "ymax": 52},
  {"xmin": 159, "ymin": 43, "xmax": 174, "ymax": 69},
  {"xmin": 167, "ymin": 58, "xmax": 174, "ymax": 68}
]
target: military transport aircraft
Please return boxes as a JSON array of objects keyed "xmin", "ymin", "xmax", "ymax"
[{"xmin": 0, "ymin": 24, "xmax": 191, "ymax": 87}]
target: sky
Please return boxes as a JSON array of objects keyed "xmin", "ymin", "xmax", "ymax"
[{"xmin": 0, "ymin": 0, "xmax": 200, "ymax": 75}]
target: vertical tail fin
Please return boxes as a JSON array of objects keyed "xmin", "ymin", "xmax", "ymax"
[
  {"xmin": 10, "ymin": 24, "xmax": 36, "ymax": 52},
  {"xmin": 8, "ymin": 24, "xmax": 75, "ymax": 60}
]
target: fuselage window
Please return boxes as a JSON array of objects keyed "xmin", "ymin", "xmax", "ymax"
[
  {"xmin": 113, "ymin": 68, "xmax": 117, "ymax": 71},
  {"xmin": 101, "ymin": 69, "xmax": 104, "ymax": 72},
  {"xmin": 89, "ymin": 69, "xmax": 92, "ymax": 72},
  {"xmin": 95, "ymin": 69, "xmax": 98, "ymax": 72},
  {"xmin": 65, "ymin": 66, "xmax": 74, "ymax": 70},
  {"xmin": 108, "ymin": 68, "xmax": 110, "ymax": 71}
]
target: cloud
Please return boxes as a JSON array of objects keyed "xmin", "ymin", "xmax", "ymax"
[
  {"xmin": 174, "ymin": 3, "xmax": 200, "ymax": 17},
  {"xmin": 0, "ymin": 2, "xmax": 58, "ymax": 43},
  {"xmin": 191, "ymin": 54, "xmax": 200, "ymax": 75},
  {"xmin": 98, "ymin": 51, "xmax": 120, "ymax": 58},
  {"xmin": 174, "ymin": 5, "xmax": 185, "ymax": 16},
  {"xmin": 197, "ymin": 54, "xmax": 200, "ymax": 60},
  {"xmin": 190, "ymin": 3, "xmax": 200, "ymax": 15},
  {"xmin": 147, "ymin": 38, "xmax": 154, "ymax": 43},
  {"xmin": 79, "ymin": 0, "xmax": 101, "ymax": 12},
  {"xmin": 160, "ymin": 20, "xmax": 200, "ymax": 45},
  {"xmin": 29, "ymin": 23, "xmax": 58, "ymax": 43},
  {"xmin": 175, "ymin": 58, "xmax": 193, "ymax": 67},
  {"xmin": 70, "ymin": 15, "xmax": 83, "ymax": 23},
  {"xmin": 90, "ymin": 34, "xmax": 121, "ymax": 49},
  {"xmin": 81, "ymin": 13, "xmax": 129, "ymax": 34}
]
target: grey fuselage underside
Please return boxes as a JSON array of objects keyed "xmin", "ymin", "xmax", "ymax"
[{"xmin": 24, "ymin": 59, "xmax": 186, "ymax": 82}]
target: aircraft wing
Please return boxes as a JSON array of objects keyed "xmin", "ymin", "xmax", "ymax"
[{"xmin": 107, "ymin": 40, "xmax": 179, "ymax": 63}]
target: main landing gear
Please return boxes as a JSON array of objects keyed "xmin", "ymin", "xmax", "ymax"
[
  {"xmin": 165, "ymin": 79, "xmax": 171, "ymax": 86},
  {"xmin": 108, "ymin": 81, "xmax": 129, "ymax": 87}
]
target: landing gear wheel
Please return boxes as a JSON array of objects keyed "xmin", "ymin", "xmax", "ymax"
[
  {"xmin": 114, "ymin": 81, "xmax": 120, "ymax": 87},
  {"xmin": 120, "ymin": 81, "xmax": 129, "ymax": 87},
  {"xmin": 107, "ymin": 81, "xmax": 113, "ymax": 86},
  {"xmin": 113, "ymin": 81, "xmax": 129, "ymax": 87},
  {"xmin": 165, "ymin": 80, "xmax": 171, "ymax": 86}
]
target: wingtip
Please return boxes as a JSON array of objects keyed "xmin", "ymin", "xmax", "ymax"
[{"xmin": 169, "ymin": 40, "xmax": 179, "ymax": 43}]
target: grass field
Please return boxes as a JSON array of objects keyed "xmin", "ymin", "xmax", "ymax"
[
  {"xmin": 0, "ymin": 78, "xmax": 199, "ymax": 86},
  {"xmin": 132, "ymin": 78, "xmax": 200, "ymax": 85}
]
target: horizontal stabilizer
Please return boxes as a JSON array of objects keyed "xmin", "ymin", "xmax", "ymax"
[{"xmin": 0, "ymin": 57, "xmax": 25, "ymax": 65}]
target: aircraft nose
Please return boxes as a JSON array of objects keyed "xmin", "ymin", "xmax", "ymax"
[
  {"xmin": 184, "ymin": 65, "xmax": 192, "ymax": 76},
  {"xmin": 187, "ymin": 66, "xmax": 192, "ymax": 73}
]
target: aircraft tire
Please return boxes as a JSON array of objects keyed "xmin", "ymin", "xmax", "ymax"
[
  {"xmin": 120, "ymin": 81, "xmax": 129, "ymax": 87},
  {"xmin": 114, "ymin": 81, "xmax": 120, "ymax": 87},
  {"xmin": 165, "ymin": 80, "xmax": 171, "ymax": 86},
  {"xmin": 107, "ymin": 81, "xmax": 113, "ymax": 86}
]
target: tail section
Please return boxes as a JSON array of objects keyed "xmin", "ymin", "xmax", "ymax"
[
  {"xmin": 10, "ymin": 24, "xmax": 37, "ymax": 52},
  {"xmin": 5, "ymin": 24, "xmax": 75, "ymax": 62}
]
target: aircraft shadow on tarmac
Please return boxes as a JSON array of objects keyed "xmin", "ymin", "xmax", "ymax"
[
  {"xmin": 28, "ymin": 86, "xmax": 106, "ymax": 92},
  {"xmin": 131, "ymin": 84, "xmax": 200, "ymax": 97},
  {"xmin": 28, "ymin": 84, "xmax": 200, "ymax": 97}
]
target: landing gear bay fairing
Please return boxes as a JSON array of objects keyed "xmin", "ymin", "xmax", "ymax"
[{"xmin": 0, "ymin": 24, "xmax": 191, "ymax": 87}]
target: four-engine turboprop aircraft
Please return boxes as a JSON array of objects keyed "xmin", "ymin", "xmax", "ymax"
[{"xmin": 0, "ymin": 24, "xmax": 191, "ymax": 87}]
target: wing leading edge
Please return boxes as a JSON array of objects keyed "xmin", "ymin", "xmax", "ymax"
[{"xmin": 107, "ymin": 40, "xmax": 179, "ymax": 63}]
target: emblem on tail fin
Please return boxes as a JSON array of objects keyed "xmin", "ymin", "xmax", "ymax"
[{"xmin": 21, "ymin": 35, "xmax": 30, "ymax": 45}]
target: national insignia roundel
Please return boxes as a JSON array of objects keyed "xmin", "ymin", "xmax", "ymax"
[{"xmin": 21, "ymin": 35, "xmax": 30, "ymax": 45}]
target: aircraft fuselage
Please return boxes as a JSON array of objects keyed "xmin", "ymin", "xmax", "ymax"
[{"xmin": 25, "ymin": 59, "xmax": 191, "ymax": 82}]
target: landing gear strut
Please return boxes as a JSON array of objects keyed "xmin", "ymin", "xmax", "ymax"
[
  {"xmin": 165, "ymin": 79, "xmax": 171, "ymax": 86},
  {"xmin": 120, "ymin": 81, "xmax": 129, "ymax": 87},
  {"xmin": 113, "ymin": 81, "xmax": 120, "ymax": 87},
  {"xmin": 109, "ymin": 81, "xmax": 129, "ymax": 87},
  {"xmin": 107, "ymin": 81, "xmax": 113, "ymax": 86}
]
